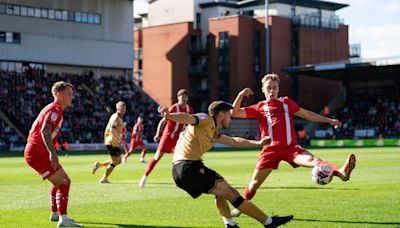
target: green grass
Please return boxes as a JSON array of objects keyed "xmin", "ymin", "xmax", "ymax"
[{"xmin": 0, "ymin": 147, "xmax": 399, "ymax": 227}]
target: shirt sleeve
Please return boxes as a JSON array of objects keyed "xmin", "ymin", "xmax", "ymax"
[
  {"xmin": 44, "ymin": 107, "xmax": 62, "ymax": 127},
  {"xmin": 243, "ymin": 104, "xmax": 260, "ymax": 119},
  {"xmin": 193, "ymin": 113, "xmax": 211, "ymax": 128},
  {"xmin": 285, "ymin": 97, "xmax": 301, "ymax": 114}
]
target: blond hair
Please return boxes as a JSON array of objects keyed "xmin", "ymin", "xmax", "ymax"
[
  {"xmin": 116, "ymin": 101, "xmax": 126, "ymax": 109},
  {"xmin": 261, "ymin": 73, "xmax": 280, "ymax": 85},
  {"xmin": 51, "ymin": 81, "xmax": 73, "ymax": 96}
]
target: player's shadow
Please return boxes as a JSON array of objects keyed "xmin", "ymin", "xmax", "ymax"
[
  {"xmin": 234, "ymin": 185, "xmax": 359, "ymax": 191},
  {"xmin": 294, "ymin": 218, "xmax": 400, "ymax": 226},
  {"xmin": 80, "ymin": 221, "xmax": 201, "ymax": 227}
]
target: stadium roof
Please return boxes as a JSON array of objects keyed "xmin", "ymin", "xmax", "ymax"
[
  {"xmin": 283, "ymin": 56, "xmax": 400, "ymax": 81},
  {"xmin": 199, "ymin": 0, "xmax": 348, "ymax": 11}
]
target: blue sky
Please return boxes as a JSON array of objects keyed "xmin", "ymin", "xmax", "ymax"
[{"xmin": 134, "ymin": 0, "xmax": 400, "ymax": 58}]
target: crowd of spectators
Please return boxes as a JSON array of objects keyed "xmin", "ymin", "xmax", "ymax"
[
  {"xmin": 0, "ymin": 68, "xmax": 160, "ymax": 149},
  {"xmin": 316, "ymin": 89, "xmax": 400, "ymax": 139}
]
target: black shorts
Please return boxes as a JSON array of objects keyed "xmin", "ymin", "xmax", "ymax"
[
  {"xmin": 172, "ymin": 160, "xmax": 224, "ymax": 198},
  {"xmin": 106, "ymin": 145, "xmax": 121, "ymax": 157}
]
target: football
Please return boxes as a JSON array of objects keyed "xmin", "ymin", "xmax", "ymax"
[{"xmin": 311, "ymin": 163, "xmax": 333, "ymax": 185}]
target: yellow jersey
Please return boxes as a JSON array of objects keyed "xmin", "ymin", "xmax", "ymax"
[
  {"xmin": 172, "ymin": 113, "xmax": 220, "ymax": 163},
  {"xmin": 104, "ymin": 113, "xmax": 124, "ymax": 147}
]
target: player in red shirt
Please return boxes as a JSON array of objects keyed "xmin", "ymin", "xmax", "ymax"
[
  {"xmin": 24, "ymin": 81, "xmax": 81, "ymax": 227},
  {"xmin": 123, "ymin": 116, "xmax": 147, "ymax": 163},
  {"xmin": 138, "ymin": 89, "xmax": 194, "ymax": 187},
  {"xmin": 230, "ymin": 74, "xmax": 356, "ymax": 217}
]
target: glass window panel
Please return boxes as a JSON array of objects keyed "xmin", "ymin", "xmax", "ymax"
[
  {"xmin": 6, "ymin": 5, "xmax": 13, "ymax": 14},
  {"xmin": 20, "ymin": 6, "xmax": 27, "ymax": 16},
  {"xmin": 94, "ymin": 14, "xmax": 100, "ymax": 24},
  {"xmin": 13, "ymin": 33, "xmax": 20, "ymax": 44},
  {"xmin": 41, "ymin": 8, "xmax": 48, "ymax": 18},
  {"xmin": 27, "ymin": 7, "xmax": 34, "ymax": 17},
  {"xmin": 68, "ymin": 11, "xmax": 74, "ymax": 21},
  {"xmin": 13, "ymin": 5, "xmax": 20, "ymax": 15},
  {"xmin": 6, "ymin": 32, "xmax": 13, "ymax": 43},
  {"xmin": 81, "ymin": 12, "xmax": 88, "ymax": 23},
  {"xmin": 48, "ymin": 9, "xmax": 55, "ymax": 19},
  {"xmin": 34, "ymin": 8, "xmax": 40, "ymax": 17},
  {"xmin": 62, "ymin": 10, "xmax": 68, "ymax": 20},
  {"xmin": 0, "ymin": 4, "xmax": 5, "ymax": 14},
  {"xmin": 75, "ymin": 11, "xmax": 81, "ymax": 22},
  {"xmin": 88, "ymin": 13, "xmax": 94, "ymax": 24},
  {"xmin": 0, "ymin": 32, "xmax": 5, "ymax": 42},
  {"xmin": 55, "ymin": 10, "xmax": 62, "ymax": 20}
]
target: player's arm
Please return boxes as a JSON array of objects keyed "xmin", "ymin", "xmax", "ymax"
[
  {"xmin": 294, "ymin": 108, "xmax": 341, "ymax": 128},
  {"xmin": 41, "ymin": 123, "xmax": 59, "ymax": 170},
  {"xmin": 231, "ymin": 88, "xmax": 254, "ymax": 118},
  {"xmin": 216, "ymin": 135, "xmax": 270, "ymax": 148},
  {"xmin": 153, "ymin": 117, "xmax": 167, "ymax": 142},
  {"xmin": 158, "ymin": 106, "xmax": 197, "ymax": 125}
]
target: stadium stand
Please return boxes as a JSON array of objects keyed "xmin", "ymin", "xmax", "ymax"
[
  {"xmin": 316, "ymin": 89, "xmax": 400, "ymax": 139},
  {"xmin": 0, "ymin": 68, "xmax": 160, "ymax": 149}
]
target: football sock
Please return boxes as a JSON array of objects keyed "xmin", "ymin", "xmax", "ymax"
[
  {"xmin": 56, "ymin": 184, "xmax": 70, "ymax": 215},
  {"xmin": 244, "ymin": 185, "xmax": 256, "ymax": 200},
  {"xmin": 318, "ymin": 161, "xmax": 338, "ymax": 176},
  {"xmin": 50, "ymin": 186, "xmax": 57, "ymax": 212},
  {"xmin": 124, "ymin": 151, "xmax": 132, "ymax": 159},
  {"xmin": 144, "ymin": 158, "xmax": 158, "ymax": 176},
  {"xmin": 263, "ymin": 217, "xmax": 273, "ymax": 225},
  {"xmin": 103, "ymin": 164, "xmax": 115, "ymax": 180},
  {"xmin": 140, "ymin": 148, "xmax": 147, "ymax": 159}
]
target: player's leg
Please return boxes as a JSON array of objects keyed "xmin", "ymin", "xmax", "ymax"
[
  {"xmin": 292, "ymin": 149, "xmax": 355, "ymax": 181},
  {"xmin": 231, "ymin": 168, "xmax": 272, "ymax": 217},
  {"xmin": 123, "ymin": 139, "xmax": 136, "ymax": 163},
  {"xmin": 100, "ymin": 155, "xmax": 121, "ymax": 183},
  {"xmin": 215, "ymin": 196, "xmax": 238, "ymax": 228},
  {"xmin": 139, "ymin": 149, "xmax": 165, "ymax": 187},
  {"xmin": 212, "ymin": 180, "xmax": 293, "ymax": 227},
  {"xmin": 139, "ymin": 145, "xmax": 147, "ymax": 163},
  {"xmin": 47, "ymin": 169, "xmax": 81, "ymax": 227},
  {"xmin": 49, "ymin": 186, "xmax": 58, "ymax": 221}
]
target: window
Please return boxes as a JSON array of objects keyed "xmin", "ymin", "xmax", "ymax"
[
  {"xmin": 81, "ymin": 12, "xmax": 88, "ymax": 23},
  {"xmin": 12, "ymin": 33, "xmax": 20, "ymax": 43},
  {"xmin": 6, "ymin": 5, "xmax": 13, "ymax": 14},
  {"xmin": 5, "ymin": 32, "xmax": 12, "ymax": 42},
  {"xmin": 48, "ymin": 9, "xmax": 55, "ymax": 19},
  {"xmin": 88, "ymin": 13, "xmax": 94, "ymax": 24},
  {"xmin": 13, "ymin": 5, "xmax": 20, "ymax": 15},
  {"xmin": 218, "ymin": 31, "xmax": 229, "ymax": 49},
  {"xmin": 196, "ymin": 13, "xmax": 201, "ymax": 29},
  {"xmin": 94, "ymin": 14, "xmax": 100, "ymax": 24},
  {"xmin": 75, "ymin": 11, "xmax": 81, "ymax": 22},
  {"xmin": 55, "ymin": 10, "xmax": 62, "ymax": 20},
  {"xmin": 68, "ymin": 11, "xmax": 74, "ymax": 21},
  {"xmin": 0, "ymin": 32, "xmax": 5, "ymax": 42},
  {"xmin": 41, "ymin": 8, "xmax": 48, "ymax": 18},
  {"xmin": 34, "ymin": 8, "xmax": 40, "ymax": 17},
  {"xmin": 27, "ymin": 7, "xmax": 34, "ymax": 17},
  {"xmin": 20, "ymin": 6, "xmax": 27, "ymax": 16},
  {"xmin": 0, "ymin": 4, "xmax": 5, "ymax": 14},
  {"xmin": 62, "ymin": 10, "xmax": 68, "ymax": 21}
]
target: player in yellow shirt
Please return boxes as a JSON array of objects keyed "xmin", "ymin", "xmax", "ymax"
[
  {"xmin": 158, "ymin": 101, "xmax": 293, "ymax": 228},
  {"xmin": 92, "ymin": 101, "xmax": 127, "ymax": 183}
]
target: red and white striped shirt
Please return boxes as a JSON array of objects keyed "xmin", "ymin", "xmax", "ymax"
[
  {"xmin": 244, "ymin": 97, "xmax": 300, "ymax": 146},
  {"xmin": 163, "ymin": 103, "xmax": 194, "ymax": 140},
  {"xmin": 131, "ymin": 122, "xmax": 144, "ymax": 141},
  {"xmin": 27, "ymin": 101, "xmax": 63, "ymax": 152}
]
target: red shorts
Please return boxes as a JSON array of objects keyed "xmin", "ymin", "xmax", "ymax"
[
  {"xmin": 129, "ymin": 138, "xmax": 145, "ymax": 151},
  {"xmin": 256, "ymin": 144, "xmax": 307, "ymax": 170},
  {"xmin": 157, "ymin": 135, "xmax": 178, "ymax": 153},
  {"xmin": 24, "ymin": 143, "xmax": 62, "ymax": 180}
]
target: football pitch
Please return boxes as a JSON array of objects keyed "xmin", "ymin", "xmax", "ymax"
[{"xmin": 0, "ymin": 147, "xmax": 399, "ymax": 228}]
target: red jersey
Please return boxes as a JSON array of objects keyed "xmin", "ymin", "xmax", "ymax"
[
  {"xmin": 244, "ymin": 97, "xmax": 300, "ymax": 146},
  {"xmin": 163, "ymin": 103, "xmax": 194, "ymax": 140},
  {"xmin": 27, "ymin": 101, "xmax": 63, "ymax": 153},
  {"xmin": 131, "ymin": 122, "xmax": 144, "ymax": 142}
]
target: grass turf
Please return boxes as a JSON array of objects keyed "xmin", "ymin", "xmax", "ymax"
[{"xmin": 0, "ymin": 147, "xmax": 399, "ymax": 227}]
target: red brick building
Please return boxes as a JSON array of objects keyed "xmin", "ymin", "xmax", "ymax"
[{"xmin": 134, "ymin": 0, "xmax": 349, "ymax": 112}]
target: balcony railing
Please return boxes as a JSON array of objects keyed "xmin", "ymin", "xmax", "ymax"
[
  {"xmin": 134, "ymin": 48, "xmax": 143, "ymax": 60},
  {"xmin": 188, "ymin": 43, "xmax": 209, "ymax": 55},
  {"xmin": 349, "ymin": 43, "xmax": 361, "ymax": 58},
  {"xmin": 133, "ymin": 69, "xmax": 142, "ymax": 81},
  {"xmin": 188, "ymin": 64, "xmax": 210, "ymax": 77}
]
